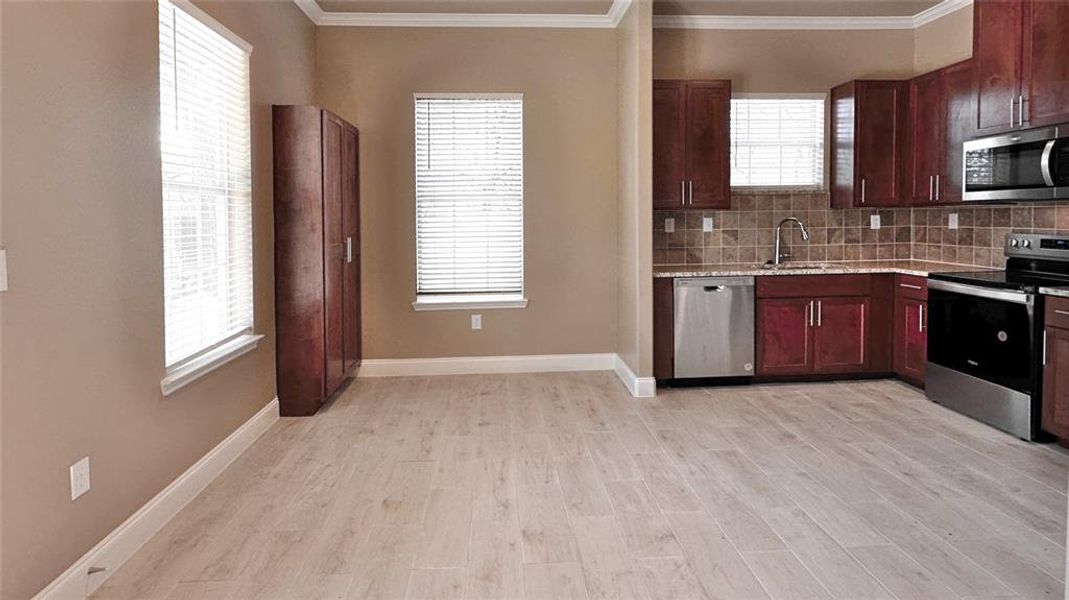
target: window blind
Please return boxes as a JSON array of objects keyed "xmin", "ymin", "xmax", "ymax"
[
  {"xmin": 159, "ymin": 0, "xmax": 253, "ymax": 368},
  {"xmin": 415, "ymin": 95, "xmax": 524, "ymax": 297},
  {"xmin": 730, "ymin": 96, "xmax": 825, "ymax": 188}
]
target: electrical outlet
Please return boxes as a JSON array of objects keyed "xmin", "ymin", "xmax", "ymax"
[
  {"xmin": 702, "ymin": 217, "xmax": 714, "ymax": 232},
  {"xmin": 948, "ymin": 213, "xmax": 959, "ymax": 230},
  {"xmin": 471, "ymin": 314, "xmax": 482, "ymax": 330},
  {"xmin": 870, "ymin": 215, "xmax": 881, "ymax": 230},
  {"xmin": 664, "ymin": 218, "xmax": 675, "ymax": 233},
  {"xmin": 70, "ymin": 457, "xmax": 90, "ymax": 501}
]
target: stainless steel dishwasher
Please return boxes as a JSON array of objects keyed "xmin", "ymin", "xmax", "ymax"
[{"xmin": 673, "ymin": 277, "xmax": 755, "ymax": 378}]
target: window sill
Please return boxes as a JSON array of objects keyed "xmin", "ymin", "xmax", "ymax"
[
  {"xmin": 161, "ymin": 334, "xmax": 264, "ymax": 396},
  {"xmin": 412, "ymin": 294, "xmax": 528, "ymax": 311}
]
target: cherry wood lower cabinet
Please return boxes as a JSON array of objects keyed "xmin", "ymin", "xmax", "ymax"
[
  {"xmin": 274, "ymin": 105, "xmax": 361, "ymax": 416},
  {"xmin": 892, "ymin": 275, "xmax": 928, "ymax": 387},
  {"xmin": 1042, "ymin": 296, "xmax": 1069, "ymax": 442},
  {"xmin": 755, "ymin": 274, "xmax": 886, "ymax": 377}
]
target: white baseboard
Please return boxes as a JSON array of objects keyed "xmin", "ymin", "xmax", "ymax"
[
  {"xmin": 33, "ymin": 398, "xmax": 280, "ymax": 600},
  {"xmin": 357, "ymin": 353, "xmax": 618, "ymax": 377},
  {"xmin": 357, "ymin": 352, "xmax": 657, "ymax": 398},
  {"xmin": 614, "ymin": 355, "xmax": 657, "ymax": 398}
]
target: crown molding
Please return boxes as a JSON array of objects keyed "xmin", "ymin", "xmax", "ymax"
[
  {"xmin": 294, "ymin": 0, "xmax": 633, "ymax": 28},
  {"xmin": 653, "ymin": 0, "xmax": 971, "ymax": 30}
]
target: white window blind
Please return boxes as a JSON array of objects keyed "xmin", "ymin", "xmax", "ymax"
[
  {"xmin": 730, "ymin": 95, "xmax": 825, "ymax": 188},
  {"xmin": 159, "ymin": 0, "xmax": 253, "ymax": 368},
  {"xmin": 415, "ymin": 95, "xmax": 524, "ymax": 299}
]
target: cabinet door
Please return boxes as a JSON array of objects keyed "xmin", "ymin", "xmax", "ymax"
[
  {"xmin": 322, "ymin": 113, "xmax": 347, "ymax": 395},
  {"xmin": 910, "ymin": 71, "xmax": 945, "ymax": 205},
  {"xmin": 756, "ymin": 298, "xmax": 812, "ymax": 375},
  {"xmin": 1043, "ymin": 326, "xmax": 1069, "ymax": 440},
  {"xmin": 974, "ymin": 0, "xmax": 1024, "ymax": 133},
  {"xmin": 856, "ymin": 81, "xmax": 907, "ymax": 207},
  {"xmin": 940, "ymin": 60, "xmax": 974, "ymax": 205},
  {"xmin": 899, "ymin": 299, "xmax": 927, "ymax": 383},
  {"xmin": 813, "ymin": 297, "xmax": 869, "ymax": 373},
  {"xmin": 653, "ymin": 278, "xmax": 674, "ymax": 380},
  {"xmin": 1022, "ymin": 0, "xmax": 1069, "ymax": 128},
  {"xmin": 685, "ymin": 81, "xmax": 731, "ymax": 209},
  {"xmin": 830, "ymin": 81, "xmax": 857, "ymax": 209},
  {"xmin": 342, "ymin": 124, "xmax": 361, "ymax": 373},
  {"xmin": 653, "ymin": 81, "xmax": 687, "ymax": 209}
]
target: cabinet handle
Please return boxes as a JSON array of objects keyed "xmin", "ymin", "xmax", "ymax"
[
  {"xmin": 1019, "ymin": 94, "xmax": 1025, "ymax": 127},
  {"xmin": 919, "ymin": 304, "xmax": 924, "ymax": 333},
  {"xmin": 346, "ymin": 237, "xmax": 353, "ymax": 263},
  {"xmin": 899, "ymin": 283, "xmax": 923, "ymax": 290},
  {"xmin": 809, "ymin": 300, "xmax": 814, "ymax": 327},
  {"xmin": 1043, "ymin": 330, "xmax": 1048, "ymax": 366},
  {"xmin": 1055, "ymin": 309, "xmax": 1069, "ymax": 317},
  {"xmin": 1010, "ymin": 96, "xmax": 1016, "ymax": 127},
  {"xmin": 688, "ymin": 180, "xmax": 694, "ymax": 206},
  {"xmin": 929, "ymin": 175, "xmax": 934, "ymax": 201},
  {"xmin": 935, "ymin": 174, "xmax": 940, "ymax": 201},
  {"xmin": 681, "ymin": 181, "xmax": 686, "ymax": 206},
  {"xmin": 817, "ymin": 300, "xmax": 822, "ymax": 327},
  {"xmin": 860, "ymin": 178, "xmax": 866, "ymax": 204}
]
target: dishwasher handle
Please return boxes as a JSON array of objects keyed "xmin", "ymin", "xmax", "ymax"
[{"xmin": 703, "ymin": 285, "xmax": 726, "ymax": 292}]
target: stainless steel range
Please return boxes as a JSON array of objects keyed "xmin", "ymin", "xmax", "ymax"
[{"xmin": 927, "ymin": 233, "xmax": 1069, "ymax": 440}]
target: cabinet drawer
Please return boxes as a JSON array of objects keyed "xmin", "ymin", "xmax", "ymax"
[
  {"xmin": 757, "ymin": 274, "xmax": 872, "ymax": 299},
  {"xmin": 1046, "ymin": 296, "xmax": 1069, "ymax": 329},
  {"xmin": 895, "ymin": 275, "xmax": 928, "ymax": 301}
]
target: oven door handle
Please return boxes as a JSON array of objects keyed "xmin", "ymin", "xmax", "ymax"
[{"xmin": 928, "ymin": 279, "xmax": 1033, "ymax": 304}]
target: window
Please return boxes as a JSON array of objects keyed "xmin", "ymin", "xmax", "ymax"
[
  {"xmin": 158, "ymin": 0, "xmax": 259, "ymax": 391},
  {"xmin": 414, "ymin": 94, "xmax": 526, "ymax": 310},
  {"xmin": 730, "ymin": 95, "xmax": 826, "ymax": 189}
]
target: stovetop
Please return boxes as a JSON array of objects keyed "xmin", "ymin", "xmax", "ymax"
[
  {"xmin": 929, "ymin": 233, "xmax": 1069, "ymax": 293},
  {"xmin": 928, "ymin": 269, "xmax": 1069, "ymax": 292}
]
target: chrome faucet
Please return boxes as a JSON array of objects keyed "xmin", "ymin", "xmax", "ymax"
[{"xmin": 772, "ymin": 217, "xmax": 810, "ymax": 266}]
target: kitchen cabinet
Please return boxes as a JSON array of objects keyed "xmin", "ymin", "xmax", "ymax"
[
  {"xmin": 273, "ymin": 105, "xmax": 362, "ymax": 416},
  {"xmin": 831, "ymin": 80, "xmax": 910, "ymax": 208},
  {"xmin": 653, "ymin": 278, "xmax": 674, "ymax": 380},
  {"xmin": 653, "ymin": 80, "xmax": 730, "ymax": 209},
  {"xmin": 755, "ymin": 275, "xmax": 875, "ymax": 376},
  {"xmin": 909, "ymin": 59, "xmax": 974, "ymax": 206},
  {"xmin": 974, "ymin": 0, "xmax": 1069, "ymax": 133},
  {"xmin": 1042, "ymin": 296, "xmax": 1069, "ymax": 441},
  {"xmin": 893, "ymin": 275, "xmax": 928, "ymax": 387}
]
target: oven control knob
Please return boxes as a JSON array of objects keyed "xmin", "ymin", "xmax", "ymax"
[
  {"xmin": 1023, "ymin": 240, "xmax": 1032, "ymax": 248},
  {"xmin": 1011, "ymin": 239, "xmax": 1020, "ymax": 247}
]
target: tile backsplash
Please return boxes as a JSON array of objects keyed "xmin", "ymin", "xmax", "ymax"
[{"xmin": 653, "ymin": 191, "xmax": 1069, "ymax": 269}]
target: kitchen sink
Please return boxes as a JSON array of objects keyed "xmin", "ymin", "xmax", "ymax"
[{"xmin": 760, "ymin": 262, "xmax": 832, "ymax": 271}]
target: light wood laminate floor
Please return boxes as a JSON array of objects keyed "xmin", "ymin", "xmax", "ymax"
[{"xmin": 93, "ymin": 374, "xmax": 1068, "ymax": 600}]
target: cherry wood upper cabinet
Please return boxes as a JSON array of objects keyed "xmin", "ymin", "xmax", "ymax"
[
  {"xmin": 653, "ymin": 79, "xmax": 731, "ymax": 210},
  {"xmin": 941, "ymin": 60, "xmax": 975, "ymax": 205},
  {"xmin": 910, "ymin": 70, "xmax": 945, "ymax": 205},
  {"xmin": 653, "ymin": 81, "xmax": 687, "ymax": 209},
  {"xmin": 831, "ymin": 80, "xmax": 910, "ymax": 208},
  {"xmin": 974, "ymin": 0, "xmax": 1069, "ymax": 133},
  {"xmin": 1022, "ymin": 0, "xmax": 1069, "ymax": 128}
]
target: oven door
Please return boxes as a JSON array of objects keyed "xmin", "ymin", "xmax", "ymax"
[
  {"xmin": 927, "ymin": 280, "xmax": 1036, "ymax": 393},
  {"xmin": 963, "ymin": 126, "xmax": 1069, "ymax": 202}
]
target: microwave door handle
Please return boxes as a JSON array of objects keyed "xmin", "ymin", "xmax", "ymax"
[{"xmin": 1041, "ymin": 139, "xmax": 1056, "ymax": 187}]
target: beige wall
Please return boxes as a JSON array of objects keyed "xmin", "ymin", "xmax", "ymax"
[
  {"xmin": 914, "ymin": 5, "xmax": 973, "ymax": 74},
  {"xmin": 616, "ymin": 0, "xmax": 655, "ymax": 376},
  {"xmin": 653, "ymin": 28, "xmax": 916, "ymax": 91},
  {"xmin": 316, "ymin": 27, "xmax": 619, "ymax": 359},
  {"xmin": 0, "ymin": 1, "xmax": 315, "ymax": 597}
]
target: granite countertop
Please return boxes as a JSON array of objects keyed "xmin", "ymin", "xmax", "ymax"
[
  {"xmin": 653, "ymin": 260, "xmax": 996, "ymax": 279},
  {"xmin": 1040, "ymin": 287, "xmax": 1069, "ymax": 298}
]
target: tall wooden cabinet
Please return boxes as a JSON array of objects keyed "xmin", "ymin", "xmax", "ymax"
[
  {"xmin": 273, "ymin": 106, "xmax": 361, "ymax": 417},
  {"xmin": 908, "ymin": 59, "xmax": 974, "ymax": 206},
  {"xmin": 974, "ymin": 0, "xmax": 1069, "ymax": 134},
  {"xmin": 830, "ymin": 80, "xmax": 911, "ymax": 208},
  {"xmin": 653, "ymin": 80, "xmax": 731, "ymax": 210}
]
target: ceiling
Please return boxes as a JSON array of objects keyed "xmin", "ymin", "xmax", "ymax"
[{"xmin": 316, "ymin": 0, "xmax": 616, "ymax": 14}]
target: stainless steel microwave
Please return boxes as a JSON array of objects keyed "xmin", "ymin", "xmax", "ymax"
[{"xmin": 963, "ymin": 125, "xmax": 1069, "ymax": 202}]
